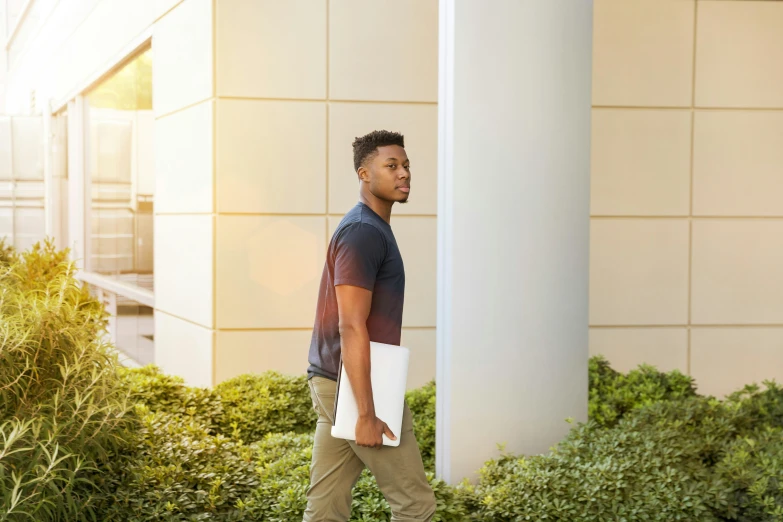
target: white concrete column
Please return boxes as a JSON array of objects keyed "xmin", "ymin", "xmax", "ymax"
[{"xmin": 436, "ymin": 1, "xmax": 593, "ymax": 483}]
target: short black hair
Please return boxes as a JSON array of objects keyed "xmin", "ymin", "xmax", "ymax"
[{"xmin": 352, "ymin": 130, "xmax": 405, "ymax": 172}]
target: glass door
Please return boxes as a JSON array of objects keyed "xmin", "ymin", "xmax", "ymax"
[{"xmin": 65, "ymin": 46, "xmax": 156, "ymax": 367}]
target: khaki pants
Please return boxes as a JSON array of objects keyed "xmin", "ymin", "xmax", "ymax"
[{"xmin": 303, "ymin": 376, "xmax": 436, "ymax": 522}]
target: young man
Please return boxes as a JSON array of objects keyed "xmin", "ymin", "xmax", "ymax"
[{"xmin": 303, "ymin": 130, "xmax": 436, "ymax": 522}]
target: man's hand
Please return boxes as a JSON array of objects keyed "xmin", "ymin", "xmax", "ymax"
[{"xmin": 356, "ymin": 414, "xmax": 397, "ymax": 448}]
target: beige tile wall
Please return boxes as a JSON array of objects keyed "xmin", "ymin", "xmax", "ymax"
[
  {"xmin": 152, "ymin": 0, "xmax": 213, "ymax": 117},
  {"xmin": 216, "ymin": 100, "xmax": 327, "ymax": 214},
  {"xmin": 153, "ymin": 0, "xmax": 216, "ymax": 383},
  {"xmin": 154, "ymin": 214, "xmax": 214, "ymax": 328},
  {"xmin": 155, "ymin": 311, "xmax": 215, "ymax": 388},
  {"xmin": 215, "ymin": 0, "xmax": 327, "ymax": 100},
  {"xmin": 215, "ymin": 215, "xmax": 325, "ymax": 329},
  {"xmin": 208, "ymin": 0, "xmax": 439, "ymax": 386},
  {"xmin": 590, "ymin": 0, "xmax": 783, "ymax": 397},
  {"xmin": 155, "ymin": 100, "xmax": 214, "ymax": 213},
  {"xmin": 329, "ymin": 0, "xmax": 438, "ymax": 103}
]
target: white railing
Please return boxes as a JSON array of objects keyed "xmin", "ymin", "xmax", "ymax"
[{"xmin": 75, "ymin": 270, "xmax": 155, "ymax": 308}]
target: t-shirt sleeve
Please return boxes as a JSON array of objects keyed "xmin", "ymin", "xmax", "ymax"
[{"xmin": 333, "ymin": 223, "xmax": 386, "ymax": 291}]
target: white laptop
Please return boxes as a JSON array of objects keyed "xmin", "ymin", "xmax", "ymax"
[{"xmin": 331, "ymin": 341, "xmax": 410, "ymax": 447}]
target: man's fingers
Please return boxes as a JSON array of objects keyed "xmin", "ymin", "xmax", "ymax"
[
  {"xmin": 383, "ymin": 422, "xmax": 397, "ymax": 441},
  {"xmin": 356, "ymin": 419, "xmax": 397, "ymax": 448}
]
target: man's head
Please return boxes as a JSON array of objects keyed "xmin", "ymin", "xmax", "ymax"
[{"xmin": 352, "ymin": 130, "xmax": 411, "ymax": 204}]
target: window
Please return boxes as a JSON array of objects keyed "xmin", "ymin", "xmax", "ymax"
[
  {"xmin": 79, "ymin": 46, "xmax": 155, "ymax": 366},
  {"xmin": 84, "ymin": 47, "xmax": 153, "ymax": 284},
  {"xmin": 0, "ymin": 115, "xmax": 46, "ymax": 251}
]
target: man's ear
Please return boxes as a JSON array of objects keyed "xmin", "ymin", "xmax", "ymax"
[{"xmin": 357, "ymin": 166, "xmax": 369, "ymax": 182}]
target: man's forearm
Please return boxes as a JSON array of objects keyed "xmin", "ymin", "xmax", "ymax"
[{"xmin": 340, "ymin": 323, "xmax": 375, "ymax": 418}]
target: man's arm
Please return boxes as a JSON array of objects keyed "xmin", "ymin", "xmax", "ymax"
[{"xmin": 335, "ymin": 284, "xmax": 396, "ymax": 448}]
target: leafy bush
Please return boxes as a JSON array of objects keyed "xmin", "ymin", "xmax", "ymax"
[
  {"xmin": 119, "ymin": 368, "xmax": 317, "ymax": 443},
  {"xmin": 717, "ymin": 382, "xmax": 783, "ymax": 520},
  {"xmin": 588, "ymin": 355, "xmax": 697, "ymax": 427},
  {"xmin": 471, "ymin": 383, "xmax": 783, "ymax": 522},
  {"xmin": 406, "ymin": 380, "xmax": 436, "ymax": 471},
  {"xmin": 728, "ymin": 381, "xmax": 783, "ymax": 435},
  {"xmin": 472, "ymin": 398, "xmax": 731, "ymax": 521},
  {"xmin": 0, "ymin": 240, "xmax": 131, "ymax": 520},
  {"xmin": 99, "ymin": 405, "xmax": 261, "ymax": 521},
  {"xmin": 0, "ymin": 238, "xmax": 15, "ymax": 265},
  {"xmin": 214, "ymin": 373, "xmax": 316, "ymax": 441},
  {"xmin": 107, "ymin": 372, "xmax": 462, "ymax": 522},
  {"xmin": 102, "ymin": 418, "xmax": 469, "ymax": 522},
  {"xmin": 237, "ymin": 432, "xmax": 312, "ymax": 521},
  {"xmin": 716, "ymin": 427, "xmax": 783, "ymax": 521},
  {"xmin": 118, "ymin": 365, "xmax": 222, "ymax": 429}
]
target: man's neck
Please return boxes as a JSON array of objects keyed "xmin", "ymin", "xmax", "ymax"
[{"xmin": 359, "ymin": 193, "xmax": 393, "ymax": 224}]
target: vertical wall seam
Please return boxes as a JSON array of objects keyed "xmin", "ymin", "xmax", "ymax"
[
  {"xmin": 9, "ymin": 116, "xmax": 15, "ymax": 246},
  {"xmin": 211, "ymin": 0, "xmax": 218, "ymax": 387},
  {"xmin": 325, "ymin": 0, "xmax": 330, "ymax": 240},
  {"xmin": 687, "ymin": 0, "xmax": 699, "ymax": 376}
]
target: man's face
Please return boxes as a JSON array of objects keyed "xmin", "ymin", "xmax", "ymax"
[{"xmin": 362, "ymin": 145, "xmax": 411, "ymax": 204}]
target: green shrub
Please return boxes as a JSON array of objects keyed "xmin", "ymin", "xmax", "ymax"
[
  {"xmin": 104, "ymin": 419, "xmax": 469, "ymax": 522},
  {"xmin": 119, "ymin": 365, "xmax": 223, "ymax": 430},
  {"xmin": 120, "ymin": 368, "xmax": 318, "ymax": 443},
  {"xmin": 104, "ymin": 427, "xmax": 314, "ymax": 522},
  {"xmin": 472, "ymin": 398, "xmax": 735, "ymax": 522},
  {"xmin": 717, "ymin": 382, "xmax": 783, "ymax": 520},
  {"xmin": 100, "ymin": 373, "xmax": 459, "ymax": 522},
  {"xmin": 0, "ymin": 240, "xmax": 131, "ymax": 521},
  {"xmin": 234, "ymin": 432, "xmax": 313, "ymax": 521},
  {"xmin": 100, "ymin": 405, "xmax": 261, "ymax": 521},
  {"xmin": 0, "ymin": 238, "xmax": 16, "ymax": 265},
  {"xmin": 406, "ymin": 380, "xmax": 436, "ymax": 472},
  {"xmin": 716, "ymin": 427, "xmax": 783, "ymax": 521},
  {"xmin": 471, "ymin": 382, "xmax": 783, "ymax": 522},
  {"xmin": 728, "ymin": 380, "xmax": 783, "ymax": 435},
  {"xmin": 588, "ymin": 355, "xmax": 697, "ymax": 427},
  {"xmin": 214, "ymin": 373, "xmax": 316, "ymax": 442},
  {"xmin": 631, "ymin": 388, "xmax": 783, "ymax": 520}
]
